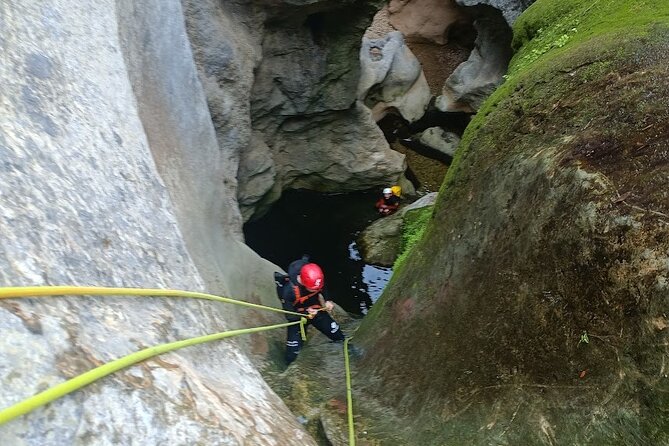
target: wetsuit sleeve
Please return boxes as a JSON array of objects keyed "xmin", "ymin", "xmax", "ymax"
[{"xmin": 281, "ymin": 285, "xmax": 300, "ymax": 321}]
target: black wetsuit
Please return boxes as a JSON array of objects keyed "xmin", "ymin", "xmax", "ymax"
[
  {"xmin": 382, "ymin": 194, "xmax": 400, "ymax": 207},
  {"xmin": 283, "ymin": 257, "xmax": 345, "ymax": 364}
]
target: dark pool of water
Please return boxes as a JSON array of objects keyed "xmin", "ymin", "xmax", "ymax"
[{"xmin": 244, "ymin": 189, "xmax": 393, "ymax": 315}]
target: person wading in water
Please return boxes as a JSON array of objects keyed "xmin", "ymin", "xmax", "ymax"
[{"xmin": 375, "ymin": 187, "xmax": 400, "ymax": 215}]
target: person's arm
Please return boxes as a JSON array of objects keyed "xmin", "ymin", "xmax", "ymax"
[{"xmin": 318, "ymin": 293, "xmax": 334, "ymax": 311}]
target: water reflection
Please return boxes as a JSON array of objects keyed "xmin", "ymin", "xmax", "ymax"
[{"xmin": 348, "ymin": 241, "xmax": 392, "ymax": 314}]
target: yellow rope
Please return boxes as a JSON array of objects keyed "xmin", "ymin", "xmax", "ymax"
[
  {"xmin": 0, "ymin": 320, "xmax": 302, "ymax": 426},
  {"xmin": 0, "ymin": 286, "xmax": 356, "ymax": 439},
  {"xmin": 344, "ymin": 338, "xmax": 356, "ymax": 445},
  {"xmin": 0, "ymin": 285, "xmax": 304, "ymax": 318}
]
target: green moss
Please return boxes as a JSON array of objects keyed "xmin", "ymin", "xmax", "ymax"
[
  {"xmin": 393, "ymin": 206, "xmax": 434, "ymax": 270},
  {"xmin": 353, "ymin": 1, "xmax": 669, "ymax": 444},
  {"xmin": 512, "ymin": 0, "xmax": 669, "ymax": 75}
]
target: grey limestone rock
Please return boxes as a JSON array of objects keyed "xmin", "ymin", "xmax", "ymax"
[
  {"xmin": 0, "ymin": 1, "xmax": 314, "ymax": 444},
  {"xmin": 184, "ymin": 0, "xmax": 406, "ymax": 220},
  {"xmin": 417, "ymin": 127, "xmax": 462, "ymax": 158},
  {"xmin": 237, "ymin": 132, "xmax": 278, "ymax": 221},
  {"xmin": 436, "ymin": 7, "xmax": 513, "ymax": 112},
  {"xmin": 357, "ymin": 193, "xmax": 437, "ymax": 266},
  {"xmin": 358, "ymin": 212, "xmax": 405, "ymax": 266},
  {"xmin": 359, "ymin": 31, "xmax": 432, "ymax": 122}
]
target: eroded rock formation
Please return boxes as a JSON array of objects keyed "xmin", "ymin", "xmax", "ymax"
[
  {"xmin": 359, "ymin": 32, "xmax": 432, "ymax": 122},
  {"xmin": 365, "ymin": 0, "xmax": 529, "ymax": 114},
  {"xmin": 386, "ymin": 0, "xmax": 468, "ymax": 44},
  {"xmin": 182, "ymin": 0, "xmax": 406, "ymax": 221},
  {"xmin": 436, "ymin": 4, "xmax": 514, "ymax": 112}
]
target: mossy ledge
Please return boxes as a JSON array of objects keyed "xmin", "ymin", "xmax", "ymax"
[{"xmin": 353, "ymin": 1, "xmax": 669, "ymax": 444}]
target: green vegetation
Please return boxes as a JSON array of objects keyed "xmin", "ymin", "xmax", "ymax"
[
  {"xmin": 354, "ymin": 1, "xmax": 669, "ymax": 444},
  {"xmin": 512, "ymin": 0, "xmax": 669, "ymax": 75},
  {"xmin": 393, "ymin": 206, "xmax": 433, "ymax": 270},
  {"xmin": 394, "ymin": 0, "xmax": 669, "ymax": 285},
  {"xmin": 578, "ymin": 331, "xmax": 590, "ymax": 346}
]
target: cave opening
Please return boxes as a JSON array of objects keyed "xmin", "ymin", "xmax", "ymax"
[{"xmin": 244, "ymin": 189, "xmax": 393, "ymax": 315}]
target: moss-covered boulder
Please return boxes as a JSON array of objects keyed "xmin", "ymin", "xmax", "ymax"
[
  {"xmin": 358, "ymin": 193, "xmax": 437, "ymax": 266},
  {"xmin": 353, "ymin": 1, "xmax": 669, "ymax": 444}
]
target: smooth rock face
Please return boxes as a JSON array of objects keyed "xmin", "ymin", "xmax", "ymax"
[
  {"xmin": 0, "ymin": 1, "xmax": 314, "ymax": 444},
  {"xmin": 358, "ymin": 214, "xmax": 405, "ymax": 266},
  {"xmin": 237, "ymin": 132, "xmax": 278, "ymax": 221},
  {"xmin": 181, "ymin": 0, "xmax": 264, "ymax": 222},
  {"xmin": 417, "ymin": 127, "xmax": 461, "ymax": 157},
  {"xmin": 436, "ymin": 7, "xmax": 513, "ymax": 112},
  {"xmin": 359, "ymin": 32, "xmax": 432, "ymax": 122},
  {"xmin": 402, "ymin": 192, "xmax": 438, "ymax": 211},
  {"xmin": 119, "ymin": 0, "xmax": 285, "ymax": 356}
]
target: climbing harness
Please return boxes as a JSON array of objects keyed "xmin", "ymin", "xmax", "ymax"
[
  {"xmin": 292, "ymin": 285, "xmax": 320, "ymax": 306},
  {"xmin": 0, "ymin": 285, "xmax": 358, "ymax": 445}
]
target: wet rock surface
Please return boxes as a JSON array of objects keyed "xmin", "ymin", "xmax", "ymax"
[
  {"xmin": 417, "ymin": 127, "xmax": 462, "ymax": 157},
  {"xmin": 456, "ymin": 0, "xmax": 537, "ymax": 25},
  {"xmin": 352, "ymin": 1, "xmax": 669, "ymax": 444},
  {"xmin": 358, "ymin": 193, "xmax": 438, "ymax": 266}
]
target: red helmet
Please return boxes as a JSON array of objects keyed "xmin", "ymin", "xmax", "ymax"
[{"xmin": 299, "ymin": 263, "xmax": 324, "ymax": 291}]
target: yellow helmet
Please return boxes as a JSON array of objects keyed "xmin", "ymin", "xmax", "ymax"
[{"xmin": 391, "ymin": 185, "xmax": 402, "ymax": 197}]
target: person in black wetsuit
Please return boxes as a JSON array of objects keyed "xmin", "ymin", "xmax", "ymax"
[{"xmin": 278, "ymin": 256, "xmax": 345, "ymax": 364}]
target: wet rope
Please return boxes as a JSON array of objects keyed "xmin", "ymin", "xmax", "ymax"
[{"xmin": 0, "ymin": 320, "xmax": 304, "ymax": 426}]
